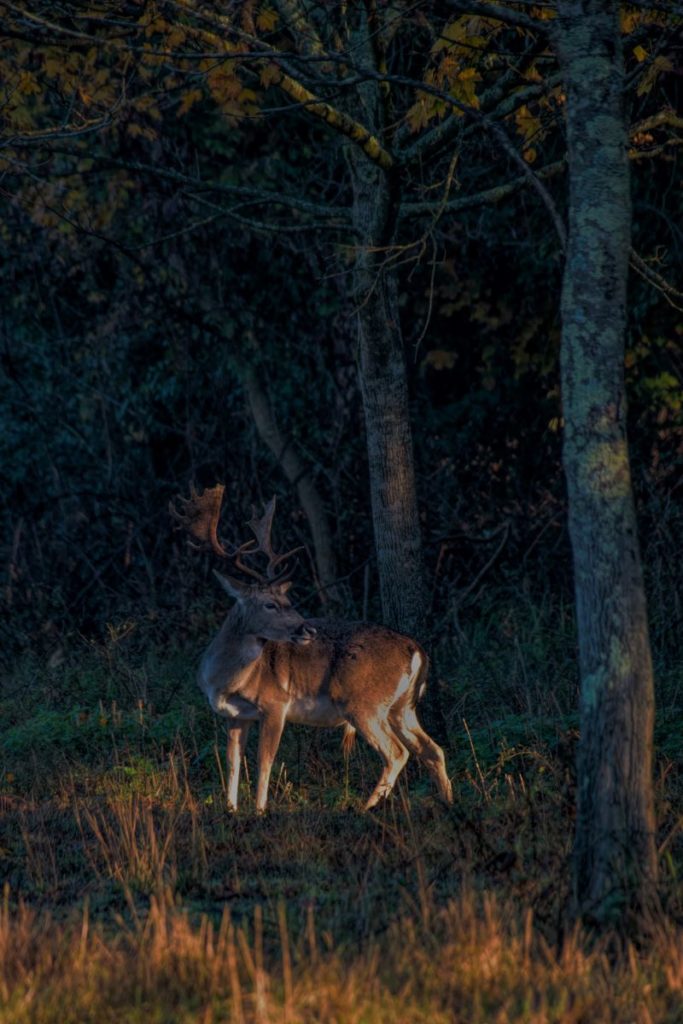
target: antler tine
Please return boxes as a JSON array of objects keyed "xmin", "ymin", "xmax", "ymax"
[
  {"xmin": 172, "ymin": 488, "xmax": 303, "ymax": 586},
  {"xmin": 247, "ymin": 496, "xmax": 303, "ymax": 581},
  {"xmin": 247, "ymin": 497, "xmax": 277, "ymax": 560},
  {"xmin": 232, "ymin": 538, "xmax": 268, "ymax": 582},
  {"xmin": 169, "ymin": 483, "xmax": 229, "ymax": 558}
]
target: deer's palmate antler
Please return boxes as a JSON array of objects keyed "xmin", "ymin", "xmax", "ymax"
[
  {"xmin": 172, "ymin": 483, "xmax": 453, "ymax": 813},
  {"xmin": 170, "ymin": 485, "xmax": 301, "ymax": 585}
]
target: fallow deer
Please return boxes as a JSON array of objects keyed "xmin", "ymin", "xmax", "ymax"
[{"xmin": 171, "ymin": 485, "xmax": 453, "ymax": 812}]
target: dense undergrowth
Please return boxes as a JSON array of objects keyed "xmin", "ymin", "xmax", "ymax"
[{"xmin": 2, "ymin": 595, "xmax": 683, "ymax": 1023}]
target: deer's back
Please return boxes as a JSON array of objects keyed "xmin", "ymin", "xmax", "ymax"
[{"xmin": 265, "ymin": 621, "xmax": 427, "ymax": 709}]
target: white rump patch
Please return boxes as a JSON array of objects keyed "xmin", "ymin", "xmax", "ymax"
[{"xmin": 394, "ymin": 650, "xmax": 422, "ymax": 701}]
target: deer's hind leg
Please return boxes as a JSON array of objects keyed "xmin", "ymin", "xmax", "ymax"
[
  {"xmin": 352, "ymin": 712, "xmax": 409, "ymax": 810},
  {"xmin": 389, "ymin": 706, "xmax": 453, "ymax": 804}
]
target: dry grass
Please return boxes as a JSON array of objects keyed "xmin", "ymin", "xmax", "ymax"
[
  {"xmin": 2, "ymin": 631, "xmax": 683, "ymax": 1023},
  {"xmin": 2, "ymin": 882, "xmax": 683, "ymax": 1023}
]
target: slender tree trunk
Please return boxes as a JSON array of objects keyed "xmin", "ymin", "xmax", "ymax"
[
  {"xmin": 238, "ymin": 361, "xmax": 345, "ymax": 609},
  {"xmin": 349, "ymin": 155, "xmax": 426, "ymax": 637},
  {"xmin": 346, "ymin": 11, "xmax": 426, "ymax": 638},
  {"xmin": 555, "ymin": 1, "xmax": 658, "ymax": 930}
]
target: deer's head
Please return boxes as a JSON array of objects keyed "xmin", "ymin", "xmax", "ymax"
[
  {"xmin": 170, "ymin": 484, "xmax": 317, "ymax": 645},
  {"xmin": 213, "ymin": 572, "xmax": 316, "ymax": 645}
]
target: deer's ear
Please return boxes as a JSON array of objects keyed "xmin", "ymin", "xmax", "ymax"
[
  {"xmin": 213, "ymin": 570, "xmax": 251, "ymax": 601},
  {"xmin": 277, "ymin": 580, "xmax": 292, "ymax": 595}
]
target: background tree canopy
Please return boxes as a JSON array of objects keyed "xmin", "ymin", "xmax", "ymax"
[{"xmin": 1, "ymin": 0, "xmax": 680, "ymax": 652}]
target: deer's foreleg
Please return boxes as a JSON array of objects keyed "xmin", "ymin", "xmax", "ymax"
[
  {"xmin": 255, "ymin": 705, "xmax": 288, "ymax": 812},
  {"xmin": 226, "ymin": 721, "xmax": 252, "ymax": 811}
]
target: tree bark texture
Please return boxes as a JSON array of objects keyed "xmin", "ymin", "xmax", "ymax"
[
  {"xmin": 555, "ymin": 1, "xmax": 658, "ymax": 928},
  {"xmin": 239, "ymin": 362, "xmax": 345, "ymax": 609},
  {"xmin": 349, "ymin": 155, "xmax": 426, "ymax": 638},
  {"xmin": 346, "ymin": 15, "xmax": 426, "ymax": 638}
]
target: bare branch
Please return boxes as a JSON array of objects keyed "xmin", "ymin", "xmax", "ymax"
[
  {"xmin": 400, "ymin": 158, "xmax": 565, "ymax": 218},
  {"xmin": 1, "ymin": 111, "xmax": 117, "ymax": 148},
  {"xmin": 399, "ymin": 71, "xmax": 561, "ymax": 168},
  {"xmin": 624, "ymin": 0, "xmax": 683, "ymax": 15},
  {"xmin": 273, "ymin": 0, "xmax": 326, "ymax": 60},
  {"xmin": 170, "ymin": 0, "xmax": 394, "ymax": 169},
  {"xmin": 444, "ymin": 0, "xmax": 553, "ymax": 32},
  {"xmin": 90, "ymin": 157, "xmax": 351, "ymax": 222},
  {"xmin": 630, "ymin": 109, "xmax": 683, "ymax": 135},
  {"xmin": 486, "ymin": 119, "xmax": 566, "ymax": 249},
  {"xmin": 630, "ymin": 250, "xmax": 683, "ymax": 311}
]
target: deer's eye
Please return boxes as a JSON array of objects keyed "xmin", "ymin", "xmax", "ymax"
[{"xmin": 264, "ymin": 602, "xmax": 279, "ymax": 612}]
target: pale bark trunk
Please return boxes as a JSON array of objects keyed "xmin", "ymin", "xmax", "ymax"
[
  {"xmin": 347, "ymin": 15, "xmax": 426, "ymax": 637},
  {"xmin": 555, "ymin": 1, "xmax": 658, "ymax": 929},
  {"xmin": 349, "ymin": 157, "xmax": 426, "ymax": 637}
]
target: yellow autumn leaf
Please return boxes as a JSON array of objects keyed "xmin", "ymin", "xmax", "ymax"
[
  {"xmin": 144, "ymin": 16, "xmax": 166, "ymax": 37},
  {"xmin": 406, "ymin": 99, "xmax": 429, "ymax": 132},
  {"xmin": 18, "ymin": 71, "xmax": 41, "ymax": 96},
  {"xmin": 406, "ymin": 91, "xmax": 447, "ymax": 130},
  {"xmin": 166, "ymin": 27, "xmax": 188, "ymax": 49},
  {"xmin": 433, "ymin": 19, "xmax": 465, "ymax": 53},
  {"xmin": 257, "ymin": 7, "xmax": 279, "ymax": 31},
  {"xmin": 636, "ymin": 55, "xmax": 673, "ymax": 96},
  {"xmin": 523, "ymin": 147, "xmax": 537, "ymax": 163},
  {"xmin": 260, "ymin": 62, "xmax": 281, "ymax": 87},
  {"xmin": 127, "ymin": 122, "xmax": 157, "ymax": 141},
  {"xmin": 621, "ymin": 11, "xmax": 641, "ymax": 33},
  {"xmin": 134, "ymin": 95, "xmax": 163, "ymax": 121},
  {"xmin": 44, "ymin": 56, "xmax": 66, "ymax": 79},
  {"xmin": 177, "ymin": 88, "xmax": 203, "ymax": 116},
  {"xmin": 633, "ymin": 44, "xmax": 647, "ymax": 62},
  {"xmin": 515, "ymin": 104, "xmax": 541, "ymax": 143},
  {"xmin": 451, "ymin": 75, "xmax": 480, "ymax": 111}
]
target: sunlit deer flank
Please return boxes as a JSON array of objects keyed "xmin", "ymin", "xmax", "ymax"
[{"xmin": 170, "ymin": 485, "xmax": 453, "ymax": 812}]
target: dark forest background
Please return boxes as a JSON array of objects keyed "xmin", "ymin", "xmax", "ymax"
[
  {"xmin": 1, "ymin": 3, "xmax": 681, "ymax": 706},
  {"xmin": 1, "ymin": 4, "xmax": 683, "ymax": 1020}
]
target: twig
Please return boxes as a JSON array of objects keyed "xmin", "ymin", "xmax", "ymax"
[
  {"xmin": 630, "ymin": 249, "xmax": 683, "ymax": 311},
  {"xmin": 463, "ymin": 718, "xmax": 489, "ymax": 803}
]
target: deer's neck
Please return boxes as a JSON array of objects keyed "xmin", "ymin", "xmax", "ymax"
[
  {"xmin": 215, "ymin": 604, "xmax": 265, "ymax": 664},
  {"xmin": 199, "ymin": 606, "xmax": 266, "ymax": 698}
]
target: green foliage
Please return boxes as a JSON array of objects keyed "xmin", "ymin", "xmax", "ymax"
[{"xmin": 0, "ymin": 612, "xmax": 682, "ymax": 1021}]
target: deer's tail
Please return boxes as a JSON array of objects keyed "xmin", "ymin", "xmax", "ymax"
[
  {"xmin": 413, "ymin": 651, "xmax": 430, "ymax": 706},
  {"xmin": 342, "ymin": 723, "xmax": 356, "ymax": 758}
]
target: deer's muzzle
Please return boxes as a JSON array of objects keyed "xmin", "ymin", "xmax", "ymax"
[{"xmin": 294, "ymin": 624, "xmax": 317, "ymax": 645}]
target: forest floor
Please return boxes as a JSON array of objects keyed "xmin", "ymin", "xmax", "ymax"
[{"xmin": 2, "ymin": 607, "xmax": 683, "ymax": 1023}]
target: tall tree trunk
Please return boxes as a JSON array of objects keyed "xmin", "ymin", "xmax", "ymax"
[
  {"xmin": 555, "ymin": 1, "xmax": 658, "ymax": 930},
  {"xmin": 346, "ymin": 10, "xmax": 426, "ymax": 638},
  {"xmin": 238, "ymin": 361, "xmax": 345, "ymax": 610},
  {"xmin": 349, "ymin": 155, "xmax": 426, "ymax": 637}
]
